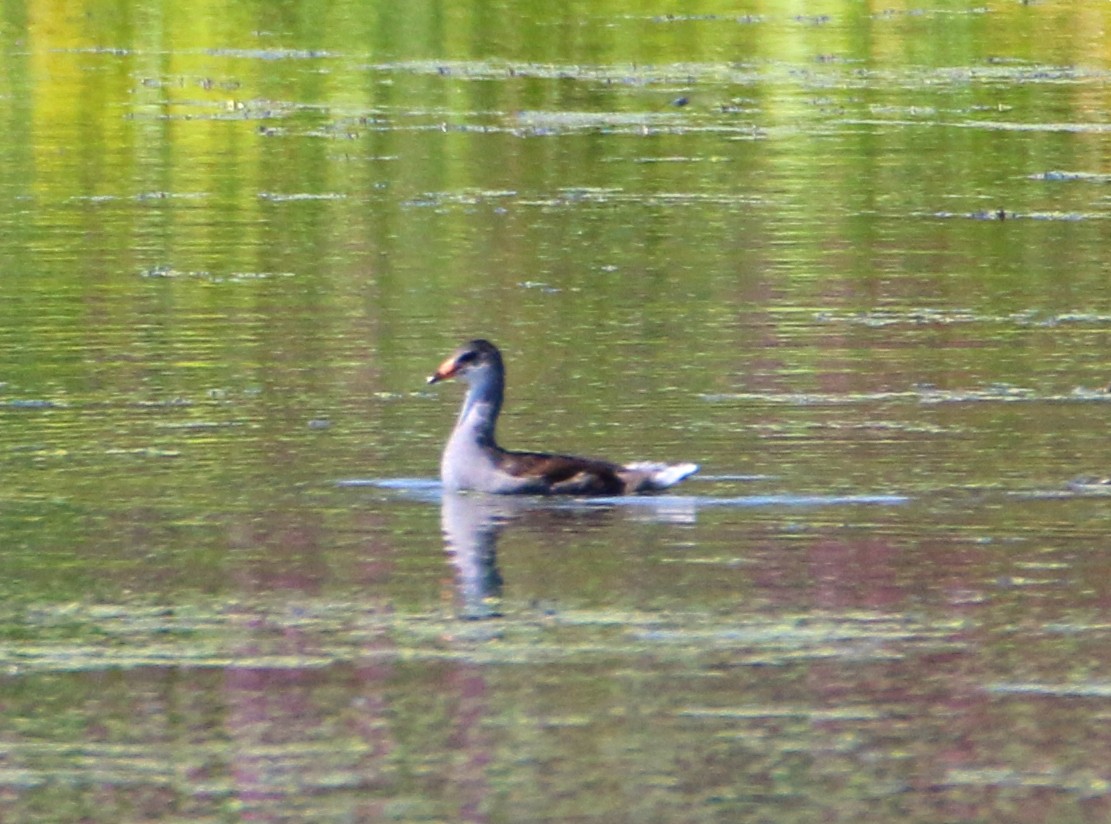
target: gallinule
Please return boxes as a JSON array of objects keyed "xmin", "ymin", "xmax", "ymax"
[{"xmin": 428, "ymin": 339, "xmax": 698, "ymax": 495}]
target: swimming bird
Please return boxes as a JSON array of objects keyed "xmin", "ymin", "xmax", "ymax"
[{"xmin": 427, "ymin": 339, "xmax": 699, "ymax": 495}]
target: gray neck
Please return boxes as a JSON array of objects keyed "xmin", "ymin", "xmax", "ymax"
[{"xmin": 454, "ymin": 366, "xmax": 504, "ymax": 447}]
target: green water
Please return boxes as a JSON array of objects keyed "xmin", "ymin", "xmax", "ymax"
[{"xmin": 1, "ymin": 1, "xmax": 1110, "ymax": 821}]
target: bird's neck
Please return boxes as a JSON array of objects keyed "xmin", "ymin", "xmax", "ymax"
[{"xmin": 455, "ymin": 368, "xmax": 504, "ymax": 447}]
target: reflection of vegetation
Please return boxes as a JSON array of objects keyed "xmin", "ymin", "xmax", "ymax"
[
  {"xmin": 0, "ymin": 11, "xmax": 1106, "ymax": 824},
  {"xmin": 0, "ymin": 597, "xmax": 964, "ymax": 669},
  {"xmin": 0, "ymin": 1, "xmax": 1109, "ymax": 600}
]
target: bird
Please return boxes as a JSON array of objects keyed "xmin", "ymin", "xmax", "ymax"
[{"xmin": 427, "ymin": 339, "xmax": 699, "ymax": 495}]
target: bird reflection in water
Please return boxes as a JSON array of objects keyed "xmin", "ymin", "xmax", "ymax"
[
  {"xmin": 441, "ymin": 492, "xmax": 641, "ymax": 619},
  {"xmin": 440, "ymin": 491, "xmax": 508, "ymax": 619}
]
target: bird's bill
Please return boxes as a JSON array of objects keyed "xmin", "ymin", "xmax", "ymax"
[{"xmin": 427, "ymin": 355, "xmax": 460, "ymax": 384}]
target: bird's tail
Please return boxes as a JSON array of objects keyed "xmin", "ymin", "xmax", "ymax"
[{"xmin": 622, "ymin": 461, "xmax": 700, "ymax": 492}]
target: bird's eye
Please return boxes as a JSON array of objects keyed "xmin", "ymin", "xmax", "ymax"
[{"xmin": 457, "ymin": 350, "xmax": 478, "ymax": 364}]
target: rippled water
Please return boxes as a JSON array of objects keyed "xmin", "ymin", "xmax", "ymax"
[{"xmin": 1, "ymin": 2, "xmax": 1110, "ymax": 821}]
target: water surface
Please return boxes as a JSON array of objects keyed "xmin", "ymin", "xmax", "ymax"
[{"xmin": 1, "ymin": 2, "xmax": 1110, "ymax": 821}]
